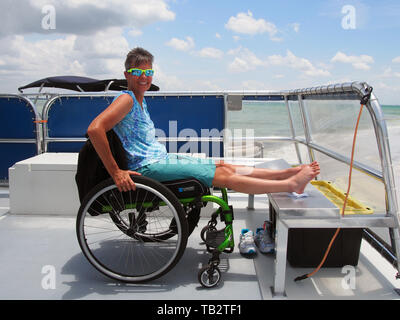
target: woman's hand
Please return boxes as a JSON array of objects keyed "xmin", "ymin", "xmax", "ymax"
[{"xmin": 112, "ymin": 169, "xmax": 141, "ymax": 192}]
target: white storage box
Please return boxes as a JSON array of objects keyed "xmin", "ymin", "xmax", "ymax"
[{"xmin": 9, "ymin": 153, "xmax": 80, "ymax": 215}]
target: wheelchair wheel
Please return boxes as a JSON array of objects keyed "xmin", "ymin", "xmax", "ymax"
[
  {"xmin": 76, "ymin": 175, "xmax": 189, "ymax": 283},
  {"xmin": 198, "ymin": 265, "xmax": 221, "ymax": 288}
]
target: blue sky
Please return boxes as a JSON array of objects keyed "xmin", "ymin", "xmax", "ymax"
[{"xmin": 1, "ymin": 0, "xmax": 400, "ymax": 104}]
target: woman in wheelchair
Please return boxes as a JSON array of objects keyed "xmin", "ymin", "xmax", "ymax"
[{"xmin": 76, "ymin": 47, "xmax": 320, "ymax": 287}]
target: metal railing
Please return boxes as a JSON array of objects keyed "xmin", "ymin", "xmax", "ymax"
[
  {"xmin": 221, "ymin": 83, "xmax": 398, "ymax": 218},
  {"xmin": 0, "ymin": 94, "xmax": 41, "ymax": 154},
  {"xmin": 6, "ymin": 83, "xmax": 398, "ymax": 221},
  {"xmin": 289, "ymin": 82, "xmax": 398, "ymax": 220},
  {"xmin": 10, "ymin": 83, "xmax": 399, "ymax": 220},
  {"xmin": 0, "ymin": 94, "xmax": 41, "ymax": 184}
]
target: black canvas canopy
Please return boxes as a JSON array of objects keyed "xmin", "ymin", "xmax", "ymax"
[{"xmin": 18, "ymin": 76, "xmax": 159, "ymax": 93}]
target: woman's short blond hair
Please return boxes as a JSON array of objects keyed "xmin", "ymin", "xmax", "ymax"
[{"xmin": 124, "ymin": 47, "xmax": 154, "ymax": 70}]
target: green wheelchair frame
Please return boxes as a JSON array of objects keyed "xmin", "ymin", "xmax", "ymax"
[{"xmin": 195, "ymin": 188, "xmax": 235, "ymax": 287}]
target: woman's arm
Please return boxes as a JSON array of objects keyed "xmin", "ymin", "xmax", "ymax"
[{"xmin": 87, "ymin": 93, "xmax": 141, "ymax": 192}]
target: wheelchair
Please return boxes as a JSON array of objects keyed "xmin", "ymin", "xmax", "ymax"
[{"xmin": 76, "ymin": 174, "xmax": 235, "ymax": 288}]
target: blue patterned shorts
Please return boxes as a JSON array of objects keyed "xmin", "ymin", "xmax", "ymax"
[{"xmin": 135, "ymin": 154, "xmax": 216, "ymax": 187}]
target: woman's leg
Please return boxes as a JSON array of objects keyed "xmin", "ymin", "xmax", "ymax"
[
  {"xmin": 212, "ymin": 162, "xmax": 319, "ymax": 194},
  {"xmin": 217, "ymin": 162, "xmax": 302, "ymax": 180},
  {"xmin": 215, "ymin": 161, "xmax": 319, "ymax": 180}
]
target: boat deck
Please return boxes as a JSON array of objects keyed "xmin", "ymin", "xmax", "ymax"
[{"xmin": 0, "ymin": 187, "xmax": 399, "ymax": 300}]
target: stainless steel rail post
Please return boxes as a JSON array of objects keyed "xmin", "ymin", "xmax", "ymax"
[
  {"xmin": 298, "ymin": 94, "xmax": 316, "ymax": 164},
  {"xmin": 364, "ymin": 89, "xmax": 400, "ymax": 275},
  {"xmin": 272, "ymin": 219, "xmax": 289, "ymax": 298},
  {"xmin": 284, "ymin": 96, "xmax": 302, "ymax": 164}
]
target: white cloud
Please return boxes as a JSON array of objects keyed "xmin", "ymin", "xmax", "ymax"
[
  {"xmin": 382, "ymin": 67, "xmax": 400, "ymax": 78},
  {"xmin": 270, "ymin": 36, "xmax": 284, "ymax": 42},
  {"xmin": 0, "ymin": 27, "xmax": 131, "ymax": 90},
  {"xmin": 225, "ymin": 10, "xmax": 278, "ymax": 39},
  {"xmin": 228, "ymin": 48, "xmax": 330, "ymax": 77},
  {"xmin": 196, "ymin": 47, "xmax": 223, "ymax": 59},
  {"xmin": 229, "ymin": 57, "xmax": 251, "ymax": 72},
  {"xmin": 228, "ymin": 48, "xmax": 266, "ymax": 72},
  {"xmin": 392, "ymin": 56, "xmax": 400, "ymax": 63},
  {"xmin": 166, "ymin": 36, "xmax": 195, "ymax": 51},
  {"xmin": 129, "ymin": 28, "xmax": 143, "ymax": 37},
  {"xmin": 331, "ymin": 51, "xmax": 374, "ymax": 70},
  {"xmin": 75, "ymin": 27, "xmax": 130, "ymax": 60},
  {"xmin": 241, "ymin": 80, "xmax": 270, "ymax": 90},
  {"xmin": 31, "ymin": 0, "xmax": 176, "ymax": 23},
  {"xmin": 0, "ymin": 0, "xmax": 175, "ymax": 38},
  {"xmin": 215, "ymin": 33, "xmax": 221, "ymax": 39},
  {"xmin": 227, "ymin": 47, "xmax": 241, "ymax": 55},
  {"xmin": 152, "ymin": 63, "xmax": 184, "ymax": 90},
  {"xmin": 280, "ymin": 51, "xmax": 330, "ymax": 77},
  {"xmin": 197, "ymin": 80, "xmax": 223, "ymax": 91},
  {"xmin": 0, "ymin": 35, "xmax": 83, "ymax": 79},
  {"xmin": 291, "ymin": 23, "xmax": 300, "ymax": 33}
]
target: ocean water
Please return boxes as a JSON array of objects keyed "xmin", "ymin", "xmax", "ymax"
[
  {"xmin": 227, "ymin": 101, "xmax": 400, "ymax": 213},
  {"xmin": 227, "ymin": 101, "xmax": 400, "ymax": 161}
]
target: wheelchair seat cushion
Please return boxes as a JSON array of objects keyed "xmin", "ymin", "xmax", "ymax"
[{"xmin": 162, "ymin": 178, "xmax": 210, "ymax": 199}]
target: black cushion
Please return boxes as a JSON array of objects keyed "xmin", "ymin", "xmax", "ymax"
[{"xmin": 162, "ymin": 178, "xmax": 210, "ymax": 199}]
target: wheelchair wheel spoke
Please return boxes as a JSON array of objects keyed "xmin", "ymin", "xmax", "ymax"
[{"xmin": 86, "ymin": 231, "xmax": 126, "ymax": 246}]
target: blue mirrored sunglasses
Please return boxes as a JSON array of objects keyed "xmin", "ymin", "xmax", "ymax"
[{"xmin": 127, "ymin": 68, "xmax": 154, "ymax": 77}]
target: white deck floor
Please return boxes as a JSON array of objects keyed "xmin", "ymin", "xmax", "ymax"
[{"xmin": 0, "ymin": 188, "xmax": 399, "ymax": 300}]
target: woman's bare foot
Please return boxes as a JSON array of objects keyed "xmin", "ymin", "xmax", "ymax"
[
  {"xmin": 288, "ymin": 165, "xmax": 303, "ymax": 176},
  {"xmin": 289, "ymin": 165, "xmax": 319, "ymax": 194},
  {"xmin": 289, "ymin": 162, "xmax": 320, "ymax": 178},
  {"xmin": 310, "ymin": 161, "xmax": 320, "ymax": 169}
]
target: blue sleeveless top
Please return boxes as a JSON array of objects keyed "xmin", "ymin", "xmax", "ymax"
[{"xmin": 112, "ymin": 91, "xmax": 168, "ymax": 170}]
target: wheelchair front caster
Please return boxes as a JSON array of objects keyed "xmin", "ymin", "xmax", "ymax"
[{"xmin": 198, "ymin": 265, "xmax": 221, "ymax": 288}]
